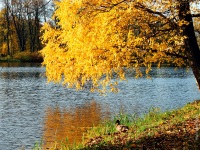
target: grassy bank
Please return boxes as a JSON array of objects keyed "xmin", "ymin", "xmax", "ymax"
[
  {"xmin": 0, "ymin": 52, "xmax": 43, "ymax": 63},
  {"xmin": 33, "ymin": 100, "xmax": 200, "ymax": 150}
]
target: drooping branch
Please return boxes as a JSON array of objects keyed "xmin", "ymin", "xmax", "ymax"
[
  {"xmin": 81, "ymin": 0, "xmax": 128, "ymax": 16},
  {"xmin": 135, "ymin": 3, "xmax": 167, "ymax": 19},
  {"xmin": 134, "ymin": 3, "xmax": 179, "ymax": 29}
]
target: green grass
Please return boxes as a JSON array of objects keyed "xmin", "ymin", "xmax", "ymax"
[
  {"xmin": 32, "ymin": 140, "xmax": 85, "ymax": 150},
  {"xmin": 83, "ymin": 100, "xmax": 200, "ymax": 149},
  {"xmin": 13, "ymin": 52, "xmax": 43, "ymax": 62},
  {"xmin": 84, "ymin": 113, "xmax": 134, "ymax": 138},
  {"xmin": 87, "ymin": 101, "xmax": 199, "ymax": 137},
  {"xmin": 0, "ymin": 52, "xmax": 43, "ymax": 63},
  {"xmin": 32, "ymin": 100, "xmax": 200, "ymax": 150}
]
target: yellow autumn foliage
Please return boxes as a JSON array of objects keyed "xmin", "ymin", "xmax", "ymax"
[{"xmin": 41, "ymin": 0, "xmax": 190, "ymax": 92}]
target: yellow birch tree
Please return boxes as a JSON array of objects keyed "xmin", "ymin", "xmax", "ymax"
[{"xmin": 41, "ymin": 0, "xmax": 200, "ymax": 92}]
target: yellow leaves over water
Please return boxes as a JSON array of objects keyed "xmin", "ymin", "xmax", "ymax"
[{"xmin": 41, "ymin": 0, "xmax": 189, "ymax": 92}]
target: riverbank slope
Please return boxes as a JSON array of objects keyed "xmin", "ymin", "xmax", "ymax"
[
  {"xmin": 32, "ymin": 100, "xmax": 200, "ymax": 150},
  {"xmin": 83, "ymin": 100, "xmax": 200, "ymax": 150}
]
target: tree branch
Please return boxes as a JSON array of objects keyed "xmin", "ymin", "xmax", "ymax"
[
  {"xmin": 192, "ymin": 13, "xmax": 200, "ymax": 17},
  {"xmin": 96, "ymin": 0, "xmax": 127, "ymax": 12},
  {"xmin": 195, "ymin": 30, "xmax": 200, "ymax": 35},
  {"xmin": 148, "ymin": 49, "xmax": 188, "ymax": 60},
  {"xmin": 134, "ymin": 3, "xmax": 179, "ymax": 29},
  {"xmin": 135, "ymin": 3, "xmax": 167, "ymax": 19},
  {"xmin": 27, "ymin": 0, "xmax": 52, "ymax": 15}
]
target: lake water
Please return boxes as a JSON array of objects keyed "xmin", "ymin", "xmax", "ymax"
[{"xmin": 0, "ymin": 62, "xmax": 199, "ymax": 149}]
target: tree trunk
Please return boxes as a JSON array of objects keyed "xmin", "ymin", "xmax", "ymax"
[
  {"xmin": 35, "ymin": 7, "xmax": 40, "ymax": 51},
  {"xmin": 12, "ymin": 15, "xmax": 27, "ymax": 52},
  {"xmin": 179, "ymin": 1, "xmax": 200, "ymax": 89},
  {"xmin": 5, "ymin": 1, "xmax": 10, "ymax": 55},
  {"xmin": 28, "ymin": 18, "xmax": 35, "ymax": 52}
]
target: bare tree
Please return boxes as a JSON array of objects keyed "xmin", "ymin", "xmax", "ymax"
[{"xmin": 0, "ymin": 0, "xmax": 52, "ymax": 53}]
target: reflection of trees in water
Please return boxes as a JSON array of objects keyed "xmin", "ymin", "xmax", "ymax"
[
  {"xmin": 42, "ymin": 100, "xmax": 110, "ymax": 149},
  {"xmin": 1, "ymin": 72, "xmax": 41, "ymax": 79}
]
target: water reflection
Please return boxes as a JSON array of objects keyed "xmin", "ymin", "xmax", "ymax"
[
  {"xmin": 0, "ymin": 63, "xmax": 199, "ymax": 150},
  {"xmin": 42, "ymin": 100, "xmax": 110, "ymax": 149},
  {"xmin": 1, "ymin": 72, "xmax": 41, "ymax": 79}
]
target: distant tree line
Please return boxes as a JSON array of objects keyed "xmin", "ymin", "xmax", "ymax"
[{"xmin": 0, "ymin": 0, "xmax": 55, "ymax": 57}]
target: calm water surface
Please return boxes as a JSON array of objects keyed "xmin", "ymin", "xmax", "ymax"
[{"xmin": 0, "ymin": 62, "xmax": 199, "ymax": 149}]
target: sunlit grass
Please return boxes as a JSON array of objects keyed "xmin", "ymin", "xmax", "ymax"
[
  {"xmin": 84, "ymin": 113, "xmax": 134, "ymax": 138},
  {"xmin": 84, "ymin": 100, "xmax": 200, "ymax": 147}
]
